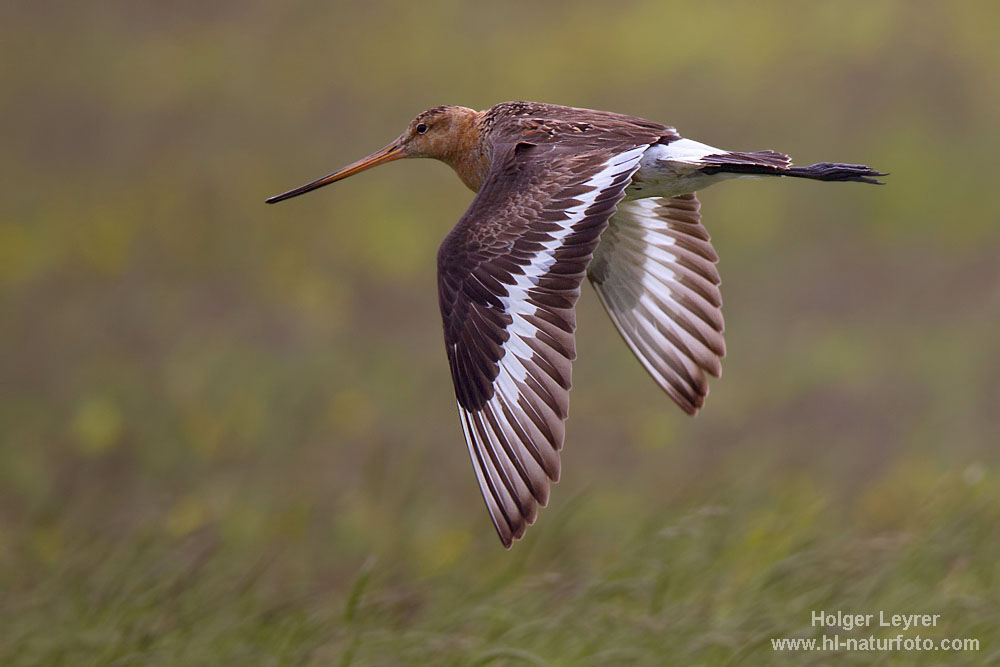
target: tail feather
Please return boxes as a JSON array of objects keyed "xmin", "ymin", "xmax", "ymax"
[
  {"xmin": 699, "ymin": 151, "xmax": 886, "ymax": 185},
  {"xmin": 785, "ymin": 162, "xmax": 886, "ymax": 184}
]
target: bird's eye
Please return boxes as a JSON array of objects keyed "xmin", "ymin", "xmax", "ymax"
[{"xmin": 416, "ymin": 123, "xmax": 428, "ymax": 134}]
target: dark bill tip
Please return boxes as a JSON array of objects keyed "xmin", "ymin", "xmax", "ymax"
[{"xmin": 265, "ymin": 140, "xmax": 405, "ymax": 205}]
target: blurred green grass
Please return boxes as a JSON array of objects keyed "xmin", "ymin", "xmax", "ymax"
[
  {"xmin": 2, "ymin": 1, "xmax": 999, "ymax": 664},
  {"xmin": 5, "ymin": 466, "xmax": 999, "ymax": 664}
]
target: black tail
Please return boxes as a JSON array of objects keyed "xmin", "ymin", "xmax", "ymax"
[
  {"xmin": 785, "ymin": 162, "xmax": 886, "ymax": 184},
  {"xmin": 699, "ymin": 150, "xmax": 886, "ymax": 185}
]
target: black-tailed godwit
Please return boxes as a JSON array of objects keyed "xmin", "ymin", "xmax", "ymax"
[{"xmin": 267, "ymin": 101, "xmax": 884, "ymax": 547}]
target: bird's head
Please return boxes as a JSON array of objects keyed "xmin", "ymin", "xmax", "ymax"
[{"xmin": 266, "ymin": 105, "xmax": 481, "ymax": 203}]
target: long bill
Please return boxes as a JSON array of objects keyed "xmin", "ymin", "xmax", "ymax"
[{"xmin": 266, "ymin": 139, "xmax": 405, "ymax": 204}]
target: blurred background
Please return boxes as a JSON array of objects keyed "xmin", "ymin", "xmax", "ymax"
[{"xmin": 2, "ymin": 1, "xmax": 998, "ymax": 663}]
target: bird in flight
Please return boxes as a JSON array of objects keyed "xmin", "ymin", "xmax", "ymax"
[{"xmin": 267, "ymin": 101, "xmax": 884, "ymax": 547}]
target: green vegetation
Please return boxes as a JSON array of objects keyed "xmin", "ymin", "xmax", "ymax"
[{"xmin": 2, "ymin": 2, "xmax": 998, "ymax": 664}]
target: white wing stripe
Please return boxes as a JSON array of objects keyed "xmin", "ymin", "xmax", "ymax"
[
  {"xmin": 500, "ymin": 145, "xmax": 648, "ymax": 356},
  {"xmin": 460, "ymin": 146, "xmax": 651, "ymax": 546}
]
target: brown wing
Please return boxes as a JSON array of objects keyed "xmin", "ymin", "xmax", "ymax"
[
  {"xmin": 437, "ymin": 139, "xmax": 651, "ymax": 548},
  {"xmin": 588, "ymin": 195, "xmax": 725, "ymax": 414},
  {"xmin": 481, "ymin": 101, "xmax": 680, "ymax": 148}
]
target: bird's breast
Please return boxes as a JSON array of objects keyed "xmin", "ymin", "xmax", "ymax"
[{"xmin": 446, "ymin": 143, "xmax": 492, "ymax": 192}]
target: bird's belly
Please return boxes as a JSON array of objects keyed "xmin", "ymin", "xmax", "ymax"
[{"xmin": 623, "ymin": 142, "xmax": 739, "ymax": 201}]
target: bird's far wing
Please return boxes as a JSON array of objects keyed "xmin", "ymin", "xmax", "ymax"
[
  {"xmin": 588, "ymin": 195, "xmax": 725, "ymax": 415},
  {"xmin": 437, "ymin": 141, "xmax": 650, "ymax": 547}
]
